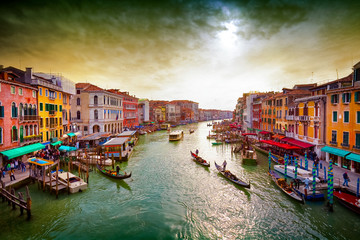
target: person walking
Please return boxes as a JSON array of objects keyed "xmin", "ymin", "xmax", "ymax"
[
  {"xmin": 343, "ymin": 172, "xmax": 350, "ymax": 187},
  {"xmin": 10, "ymin": 169, "xmax": 16, "ymax": 181},
  {"xmin": 222, "ymin": 160, "xmax": 227, "ymax": 171},
  {"xmin": 21, "ymin": 162, "xmax": 26, "ymax": 172},
  {"xmin": 304, "ymin": 178, "xmax": 310, "ymax": 190}
]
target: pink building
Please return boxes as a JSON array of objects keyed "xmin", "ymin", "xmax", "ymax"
[{"xmin": 0, "ymin": 70, "xmax": 40, "ymax": 154}]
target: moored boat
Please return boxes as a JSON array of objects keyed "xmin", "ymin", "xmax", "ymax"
[
  {"xmin": 274, "ymin": 165, "xmax": 320, "ymax": 182},
  {"xmin": 160, "ymin": 123, "xmax": 171, "ymax": 130},
  {"xmin": 190, "ymin": 151, "xmax": 210, "ymax": 167},
  {"xmin": 334, "ymin": 189, "xmax": 360, "ymax": 215},
  {"xmin": 251, "ymin": 143, "xmax": 285, "ymax": 164},
  {"xmin": 57, "ymin": 172, "xmax": 88, "ymax": 193},
  {"xmin": 214, "ymin": 161, "xmax": 250, "ymax": 188},
  {"xmin": 96, "ymin": 164, "xmax": 132, "ymax": 179},
  {"xmin": 169, "ymin": 130, "xmax": 184, "ymax": 141},
  {"xmin": 241, "ymin": 149, "xmax": 257, "ymax": 165},
  {"xmin": 269, "ymin": 170, "xmax": 304, "ymax": 203},
  {"xmin": 189, "ymin": 129, "xmax": 195, "ymax": 134}
]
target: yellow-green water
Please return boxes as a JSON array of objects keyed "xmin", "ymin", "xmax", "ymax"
[{"xmin": 1, "ymin": 121, "xmax": 359, "ymax": 239}]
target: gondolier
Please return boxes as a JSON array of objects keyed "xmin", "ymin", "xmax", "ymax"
[{"xmin": 222, "ymin": 160, "xmax": 227, "ymax": 170}]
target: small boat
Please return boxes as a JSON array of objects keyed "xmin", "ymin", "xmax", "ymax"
[
  {"xmin": 212, "ymin": 142, "xmax": 223, "ymax": 146},
  {"xmin": 241, "ymin": 149, "xmax": 257, "ymax": 165},
  {"xmin": 96, "ymin": 164, "xmax": 132, "ymax": 179},
  {"xmin": 160, "ymin": 123, "xmax": 171, "ymax": 130},
  {"xmin": 189, "ymin": 129, "xmax": 195, "ymax": 134},
  {"xmin": 169, "ymin": 130, "xmax": 184, "ymax": 141},
  {"xmin": 214, "ymin": 161, "xmax": 250, "ymax": 188},
  {"xmin": 269, "ymin": 170, "xmax": 304, "ymax": 203},
  {"xmin": 56, "ymin": 172, "xmax": 88, "ymax": 193},
  {"xmin": 190, "ymin": 151, "xmax": 210, "ymax": 167},
  {"xmin": 274, "ymin": 165, "xmax": 320, "ymax": 183},
  {"xmin": 334, "ymin": 189, "xmax": 360, "ymax": 215}
]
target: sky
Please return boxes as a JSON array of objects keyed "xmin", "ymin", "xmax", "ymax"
[{"xmin": 1, "ymin": 0, "xmax": 360, "ymax": 110}]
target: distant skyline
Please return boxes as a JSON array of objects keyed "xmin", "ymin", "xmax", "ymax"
[{"xmin": 1, "ymin": 0, "xmax": 360, "ymax": 110}]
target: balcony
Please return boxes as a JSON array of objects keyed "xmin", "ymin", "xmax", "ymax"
[
  {"xmin": 49, "ymin": 110, "xmax": 56, "ymax": 116},
  {"xmin": 20, "ymin": 135, "xmax": 42, "ymax": 146},
  {"xmin": 330, "ymin": 141, "xmax": 337, "ymax": 145},
  {"xmin": 31, "ymin": 78, "xmax": 62, "ymax": 91},
  {"xmin": 71, "ymin": 118, "xmax": 83, "ymax": 123},
  {"xmin": 49, "ymin": 95, "xmax": 56, "ymax": 100},
  {"xmin": 125, "ymin": 116, "xmax": 136, "ymax": 119},
  {"xmin": 49, "ymin": 123, "xmax": 57, "ymax": 129},
  {"xmin": 285, "ymin": 132, "xmax": 294, "ymax": 138},
  {"xmin": 125, "ymin": 106, "xmax": 137, "ymax": 110},
  {"xmin": 19, "ymin": 115, "xmax": 40, "ymax": 122},
  {"xmin": 313, "ymin": 116, "xmax": 320, "ymax": 122},
  {"xmin": 286, "ymin": 115, "xmax": 294, "ymax": 121},
  {"xmin": 299, "ymin": 115, "xmax": 310, "ymax": 121}
]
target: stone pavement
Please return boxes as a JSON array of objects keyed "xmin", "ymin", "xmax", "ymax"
[{"xmin": 1, "ymin": 166, "xmax": 30, "ymax": 187}]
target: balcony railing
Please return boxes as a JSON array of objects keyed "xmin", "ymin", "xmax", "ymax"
[
  {"xmin": 286, "ymin": 115, "xmax": 294, "ymax": 120},
  {"xmin": 353, "ymin": 145, "xmax": 360, "ymax": 150},
  {"xmin": 285, "ymin": 132, "xmax": 294, "ymax": 138},
  {"xmin": 313, "ymin": 116, "xmax": 320, "ymax": 122},
  {"xmin": 341, "ymin": 143, "xmax": 350, "ymax": 147},
  {"xmin": 20, "ymin": 135, "xmax": 42, "ymax": 146},
  {"xmin": 330, "ymin": 141, "xmax": 337, "ymax": 145},
  {"xmin": 71, "ymin": 118, "xmax": 83, "ymax": 123},
  {"xmin": 19, "ymin": 115, "xmax": 40, "ymax": 122},
  {"xmin": 125, "ymin": 116, "xmax": 136, "ymax": 119},
  {"xmin": 49, "ymin": 95, "xmax": 56, "ymax": 100},
  {"xmin": 49, "ymin": 123, "xmax": 57, "ymax": 129}
]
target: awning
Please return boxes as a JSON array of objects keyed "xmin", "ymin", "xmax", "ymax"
[
  {"xmin": 62, "ymin": 134, "xmax": 69, "ymax": 138},
  {"xmin": 321, "ymin": 146, "xmax": 350, "ymax": 157},
  {"xmin": 74, "ymin": 131, "xmax": 82, "ymax": 136},
  {"xmin": 59, "ymin": 146, "xmax": 77, "ymax": 152},
  {"xmin": 272, "ymin": 134, "xmax": 285, "ymax": 139},
  {"xmin": 67, "ymin": 132, "xmax": 76, "ymax": 137},
  {"xmin": 242, "ymin": 133, "xmax": 257, "ymax": 136},
  {"xmin": 281, "ymin": 137, "xmax": 314, "ymax": 149},
  {"xmin": 51, "ymin": 141, "xmax": 62, "ymax": 146},
  {"xmin": 0, "ymin": 143, "xmax": 46, "ymax": 160},
  {"xmin": 259, "ymin": 131, "xmax": 271, "ymax": 135},
  {"xmin": 260, "ymin": 140, "xmax": 301, "ymax": 150},
  {"xmin": 345, "ymin": 153, "xmax": 360, "ymax": 163}
]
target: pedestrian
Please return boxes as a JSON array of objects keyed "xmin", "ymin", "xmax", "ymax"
[
  {"xmin": 21, "ymin": 162, "xmax": 26, "ymax": 172},
  {"xmin": 343, "ymin": 172, "xmax": 350, "ymax": 187},
  {"xmin": 10, "ymin": 161, "xmax": 14, "ymax": 170},
  {"xmin": 304, "ymin": 178, "xmax": 310, "ymax": 190},
  {"xmin": 10, "ymin": 169, "xmax": 16, "ymax": 181}
]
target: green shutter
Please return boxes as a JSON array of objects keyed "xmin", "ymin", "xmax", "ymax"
[
  {"xmin": 333, "ymin": 111, "xmax": 337, "ymax": 122},
  {"xmin": 45, "ymin": 103, "xmax": 48, "ymax": 111},
  {"xmin": 349, "ymin": 93, "xmax": 351, "ymax": 103},
  {"xmin": 356, "ymin": 133, "xmax": 360, "ymax": 147},
  {"xmin": 342, "ymin": 93, "xmax": 345, "ymax": 103},
  {"xmin": 0, "ymin": 106, "xmax": 4, "ymax": 117},
  {"xmin": 331, "ymin": 95, "xmax": 334, "ymax": 103},
  {"xmin": 344, "ymin": 111, "xmax": 349, "ymax": 123},
  {"xmin": 343, "ymin": 132, "xmax": 349, "ymax": 145},
  {"xmin": 355, "ymin": 91, "xmax": 359, "ymax": 102},
  {"xmin": 59, "ymin": 105, "xmax": 62, "ymax": 112},
  {"xmin": 40, "ymin": 103, "xmax": 43, "ymax": 111},
  {"xmin": 357, "ymin": 111, "xmax": 360, "ymax": 124},
  {"xmin": 55, "ymin": 105, "xmax": 58, "ymax": 111}
]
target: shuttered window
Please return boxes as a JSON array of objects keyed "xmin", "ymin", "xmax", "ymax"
[
  {"xmin": 344, "ymin": 111, "xmax": 349, "ymax": 123},
  {"xmin": 332, "ymin": 111, "xmax": 337, "ymax": 122}
]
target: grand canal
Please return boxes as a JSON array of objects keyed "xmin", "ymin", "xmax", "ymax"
[{"xmin": 1, "ymin": 121, "xmax": 360, "ymax": 239}]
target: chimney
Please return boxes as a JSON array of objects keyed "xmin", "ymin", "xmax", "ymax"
[{"xmin": 25, "ymin": 67, "xmax": 33, "ymax": 84}]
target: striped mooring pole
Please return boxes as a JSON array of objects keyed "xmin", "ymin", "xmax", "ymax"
[
  {"xmin": 284, "ymin": 154, "xmax": 288, "ymax": 178},
  {"xmin": 268, "ymin": 151, "xmax": 271, "ymax": 171},
  {"xmin": 312, "ymin": 162, "xmax": 316, "ymax": 196},
  {"xmin": 305, "ymin": 152, "xmax": 308, "ymax": 171},
  {"xmin": 294, "ymin": 158, "xmax": 298, "ymax": 180}
]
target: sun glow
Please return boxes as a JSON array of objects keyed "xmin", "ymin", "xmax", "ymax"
[{"xmin": 217, "ymin": 21, "xmax": 238, "ymax": 48}]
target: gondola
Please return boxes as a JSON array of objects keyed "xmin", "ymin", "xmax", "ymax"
[
  {"xmin": 334, "ymin": 189, "xmax": 360, "ymax": 215},
  {"xmin": 96, "ymin": 164, "xmax": 132, "ymax": 179},
  {"xmin": 189, "ymin": 129, "xmax": 195, "ymax": 134},
  {"xmin": 214, "ymin": 161, "xmax": 250, "ymax": 188},
  {"xmin": 190, "ymin": 151, "xmax": 210, "ymax": 167},
  {"xmin": 268, "ymin": 170, "xmax": 304, "ymax": 203}
]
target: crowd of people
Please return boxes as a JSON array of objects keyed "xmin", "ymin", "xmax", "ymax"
[
  {"xmin": 35, "ymin": 148, "xmax": 60, "ymax": 161},
  {"xmin": 0, "ymin": 159, "xmax": 27, "ymax": 182}
]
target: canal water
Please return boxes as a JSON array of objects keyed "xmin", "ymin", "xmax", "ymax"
[{"xmin": 1, "ymin": 121, "xmax": 360, "ymax": 239}]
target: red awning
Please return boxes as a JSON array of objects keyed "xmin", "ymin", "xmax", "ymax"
[
  {"xmin": 260, "ymin": 140, "xmax": 301, "ymax": 150},
  {"xmin": 242, "ymin": 133, "xmax": 257, "ymax": 136},
  {"xmin": 259, "ymin": 131, "xmax": 271, "ymax": 135},
  {"xmin": 281, "ymin": 137, "xmax": 314, "ymax": 149}
]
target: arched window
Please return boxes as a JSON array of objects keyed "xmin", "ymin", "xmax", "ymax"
[
  {"xmin": 77, "ymin": 98, "xmax": 81, "ymax": 105},
  {"xmin": 94, "ymin": 110, "xmax": 98, "ymax": 120},
  {"xmin": 94, "ymin": 95, "xmax": 98, "ymax": 105},
  {"xmin": 30, "ymin": 125, "xmax": 34, "ymax": 135},
  {"xmin": 24, "ymin": 103, "xmax": 28, "ymax": 116},
  {"xmin": 12, "ymin": 102, "xmax": 17, "ymax": 118},
  {"xmin": 77, "ymin": 111, "xmax": 81, "ymax": 119},
  {"xmin": 28, "ymin": 104, "xmax": 32, "ymax": 115},
  {"xmin": 33, "ymin": 105, "xmax": 36, "ymax": 116},
  {"xmin": 19, "ymin": 103, "xmax": 23, "ymax": 117},
  {"xmin": 11, "ymin": 126, "xmax": 18, "ymax": 142}
]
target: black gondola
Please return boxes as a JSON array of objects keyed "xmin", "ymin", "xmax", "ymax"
[
  {"xmin": 96, "ymin": 164, "xmax": 132, "ymax": 179},
  {"xmin": 214, "ymin": 161, "xmax": 250, "ymax": 188},
  {"xmin": 190, "ymin": 151, "xmax": 210, "ymax": 167}
]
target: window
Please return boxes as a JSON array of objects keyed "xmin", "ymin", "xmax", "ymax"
[
  {"xmin": 343, "ymin": 111, "xmax": 349, "ymax": 123},
  {"xmin": 59, "ymin": 93, "xmax": 61, "ymax": 99},
  {"xmin": 355, "ymin": 68, "xmax": 360, "ymax": 82},
  {"xmin": 94, "ymin": 95, "xmax": 98, "ymax": 105},
  {"xmin": 11, "ymin": 126, "xmax": 18, "ymax": 142},
  {"xmin": 39, "ymin": 88, "xmax": 42, "ymax": 96},
  {"xmin": 342, "ymin": 93, "xmax": 351, "ymax": 103},
  {"xmin": 45, "ymin": 89, "xmax": 48, "ymax": 97},
  {"xmin": 357, "ymin": 111, "xmax": 360, "ymax": 124},
  {"xmin": 0, "ymin": 127, "xmax": 2, "ymax": 144},
  {"xmin": 77, "ymin": 90, "xmax": 80, "ymax": 94},
  {"xmin": 77, "ymin": 98, "xmax": 81, "ymax": 105},
  {"xmin": 32, "ymin": 90, "xmax": 36, "ymax": 98},
  {"xmin": 332, "ymin": 111, "xmax": 337, "ymax": 122},
  {"xmin": 0, "ymin": 102, "xmax": 4, "ymax": 118},
  {"xmin": 331, "ymin": 130, "xmax": 337, "ymax": 144},
  {"xmin": 40, "ymin": 103, "xmax": 43, "ymax": 111},
  {"xmin": 355, "ymin": 91, "xmax": 360, "ymax": 102},
  {"xmin": 77, "ymin": 111, "xmax": 81, "ymax": 119},
  {"xmin": 59, "ymin": 105, "xmax": 62, "ymax": 112},
  {"xmin": 343, "ymin": 132, "xmax": 349, "ymax": 146},
  {"xmin": 19, "ymin": 88, "xmax": 23, "ymax": 95},
  {"xmin": 331, "ymin": 94, "xmax": 339, "ymax": 104},
  {"xmin": 94, "ymin": 110, "xmax": 98, "ymax": 119},
  {"xmin": 11, "ymin": 102, "xmax": 18, "ymax": 118},
  {"xmin": 11, "ymin": 86, "xmax": 15, "ymax": 94},
  {"xmin": 356, "ymin": 133, "xmax": 360, "ymax": 148},
  {"xmin": 84, "ymin": 126, "xmax": 88, "ymax": 131}
]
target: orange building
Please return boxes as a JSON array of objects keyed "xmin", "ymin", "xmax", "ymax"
[{"xmin": 322, "ymin": 62, "xmax": 360, "ymax": 173}]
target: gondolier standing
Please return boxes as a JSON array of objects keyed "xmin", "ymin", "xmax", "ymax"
[
  {"xmin": 116, "ymin": 165, "xmax": 120, "ymax": 175},
  {"xmin": 222, "ymin": 160, "xmax": 227, "ymax": 170}
]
